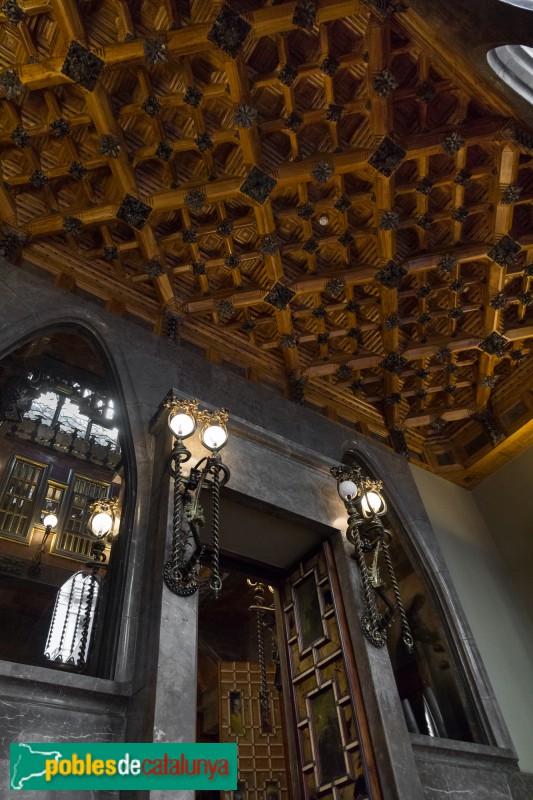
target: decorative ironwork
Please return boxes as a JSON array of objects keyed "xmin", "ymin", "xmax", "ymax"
[
  {"xmin": 375, "ymin": 259, "xmax": 407, "ymax": 288},
  {"xmin": 475, "ymin": 409, "xmax": 505, "ymax": 444},
  {"xmin": 415, "ymin": 80, "xmax": 436, "ymax": 103},
  {"xmin": 380, "ymin": 351, "xmax": 407, "ymax": 375},
  {"xmin": 192, "ymin": 260, "xmax": 207, "ymax": 276},
  {"xmin": 454, "ymin": 169, "xmax": 471, "ymax": 186},
  {"xmin": 417, "ymin": 284, "xmax": 431, "ymax": 298},
  {"xmin": 182, "ymin": 227, "xmax": 197, "ymax": 243},
  {"xmin": 225, "ymin": 254, "xmax": 240, "ymax": 268},
  {"xmin": 335, "ymin": 364, "xmax": 352, "ymax": 382},
  {"xmin": 116, "ymin": 194, "xmax": 152, "ymax": 230},
  {"xmin": 416, "ymin": 213, "xmax": 433, "ymax": 230},
  {"xmin": 335, "ymin": 194, "xmax": 352, "ymax": 212},
  {"xmin": 146, "ymin": 259, "xmax": 163, "ymax": 278},
  {"xmin": 68, "ymin": 161, "xmax": 87, "ymax": 180},
  {"xmin": 488, "ymin": 235, "xmax": 521, "ymax": 267},
  {"xmin": 144, "ymin": 36, "xmax": 168, "ymax": 64},
  {"xmin": 386, "ymin": 392, "xmax": 402, "ymax": 404},
  {"xmin": 325, "ymin": 277, "xmax": 345, "ymax": 296},
  {"xmin": 0, "ymin": 225, "xmax": 26, "ymax": 260},
  {"xmin": 311, "ymin": 160, "xmax": 334, "ymax": 183},
  {"xmin": 264, "ymin": 282, "xmax": 295, "ymax": 310},
  {"xmin": 61, "ymin": 41, "xmax": 104, "ymax": 92},
  {"xmin": 2, "ymin": 0, "xmax": 24, "ymax": 24},
  {"xmin": 326, "ymin": 103, "xmax": 343, "ymax": 121},
  {"xmin": 278, "ymin": 63, "xmax": 298, "ymax": 86},
  {"xmin": 331, "ymin": 457, "xmax": 413, "ymax": 651},
  {"xmin": 442, "ymin": 131, "xmax": 465, "ymax": 154},
  {"xmin": 195, "ymin": 133, "xmax": 213, "ymax": 152},
  {"xmin": 259, "ymin": 233, "xmax": 281, "ymax": 255},
  {"xmin": 445, "ymin": 362, "xmax": 458, "ymax": 374},
  {"xmin": 289, "ymin": 371, "xmax": 307, "ymax": 404},
  {"xmin": 285, "ymin": 111, "xmax": 303, "ymax": 132},
  {"xmin": 29, "ymin": 170, "xmax": 48, "ymax": 188},
  {"xmin": 448, "ymin": 306, "xmax": 464, "ymax": 320},
  {"xmin": 163, "ymin": 398, "xmax": 230, "ymax": 598},
  {"xmin": 489, "ymin": 292, "xmax": 508, "ymax": 310},
  {"xmin": 347, "ymin": 326, "xmax": 362, "ymax": 341},
  {"xmin": 297, "ymin": 203, "xmax": 314, "ymax": 220},
  {"xmin": 338, "ymin": 229, "xmax": 354, "ymax": 247},
  {"xmin": 183, "ymin": 85, "xmax": 203, "ymax": 107},
  {"xmin": 11, "ymin": 124, "xmax": 29, "ymax": 146},
  {"xmin": 240, "ymin": 166, "xmax": 277, "ymax": 204},
  {"xmin": 373, "ymin": 69, "xmax": 398, "ymax": 97},
  {"xmin": 216, "ymin": 219, "xmax": 233, "ymax": 237},
  {"xmin": 518, "ymin": 291, "xmax": 532, "ymax": 305},
  {"xmin": 207, "ymin": 4, "xmax": 251, "ymax": 57},
  {"xmin": 452, "ymin": 206, "xmax": 468, "ymax": 223},
  {"xmin": 303, "ymin": 238, "xmax": 318, "ymax": 253},
  {"xmin": 351, "ymin": 378, "xmax": 365, "ymax": 392},
  {"xmin": 0, "ymin": 69, "xmax": 23, "ymax": 99},
  {"xmin": 141, "ymin": 95, "xmax": 161, "ymax": 116},
  {"xmin": 368, "ymin": 137, "xmax": 406, "ymax": 176},
  {"xmin": 102, "ymin": 245, "xmax": 118, "ymax": 261},
  {"xmin": 450, "ymin": 279, "xmax": 465, "ymax": 293},
  {"xmin": 99, "ymin": 134, "xmax": 121, "ymax": 158},
  {"xmin": 216, "ymin": 299, "xmax": 235, "ymax": 318},
  {"xmin": 437, "ymin": 253, "xmax": 456, "ymax": 273},
  {"xmin": 50, "ymin": 118, "xmax": 71, "ymax": 138},
  {"xmin": 379, "ymin": 210, "xmax": 400, "ymax": 230},
  {"xmin": 164, "ymin": 309, "xmax": 182, "ymax": 341},
  {"xmin": 156, "ymin": 141, "xmax": 173, "ymax": 161},
  {"xmin": 481, "ymin": 374, "xmax": 497, "ymax": 389},
  {"xmin": 416, "ymin": 176, "xmax": 434, "ymax": 194},
  {"xmin": 184, "ymin": 188, "xmax": 207, "ymax": 212},
  {"xmin": 234, "ymin": 104, "xmax": 258, "ymax": 128},
  {"xmin": 312, "ymin": 305, "xmax": 326, "ymax": 318},
  {"xmin": 431, "ymin": 417, "xmax": 446, "ymax": 431},
  {"xmin": 384, "ymin": 312, "xmax": 400, "ymax": 330},
  {"xmin": 435, "ymin": 346, "xmax": 452, "ymax": 363},
  {"xmin": 317, "ymin": 332, "xmax": 330, "ymax": 344},
  {"xmin": 417, "ymin": 313, "xmax": 431, "ymax": 326},
  {"xmin": 292, "ymin": 0, "xmax": 317, "ymax": 30},
  {"xmin": 320, "ymin": 55, "xmax": 340, "ymax": 77},
  {"xmin": 501, "ymin": 184, "xmax": 522, "ymax": 204},
  {"xmin": 280, "ymin": 332, "xmax": 298, "ymax": 349},
  {"xmin": 63, "ymin": 216, "xmax": 83, "ymax": 235},
  {"xmin": 416, "ymin": 368, "xmax": 429, "ymax": 378},
  {"xmin": 479, "ymin": 331, "xmax": 509, "ymax": 357}
]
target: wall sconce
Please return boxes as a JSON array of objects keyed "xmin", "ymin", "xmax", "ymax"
[
  {"xmin": 87, "ymin": 497, "xmax": 119, "ymax": 564},
  {"xmin": 28, "ymin": 512, "xmax": 58, "ymax": 577},
  {"xmin": 163, "ymin": 396, "xmax": 230, "ymax": 598},
  {"xmin": 331, "ymin": 462, "xmax": 413, "ymax": 653}
]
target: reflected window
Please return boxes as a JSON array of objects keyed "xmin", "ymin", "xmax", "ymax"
[{"xmin": 45, "ymin": 571, "xmax": 100, "ymax": 667}]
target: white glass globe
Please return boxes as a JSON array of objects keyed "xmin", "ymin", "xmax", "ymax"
[
  {"xmin": 43, "ymin": 513, "xmax": 58, "ymax": 529},
  {"xmin": 168, "ymin": 411, "xmax": 196, "ymax": 438},
  {"xmin": 338, "ymin": 480, "xmax": 358, "ymax": 501},
  {"xmin": 361, "ymin": 490, "xmax": 385, "ymax": 516},
  {"xmin": 90, "ymin": 511, "xmax": 113, "ymax": 538},
  {"xmin": 201, "ymin": 423, "xmax": 228, "ymax": 451}
]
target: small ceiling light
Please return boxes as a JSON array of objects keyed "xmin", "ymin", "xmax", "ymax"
[{"xmin": 319, "ymin": 214, "xmax": 329, "ymax": 226}]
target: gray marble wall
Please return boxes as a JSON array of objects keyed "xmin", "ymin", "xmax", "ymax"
[{"xmin": 0, "ymin": 258, "xmax": 530, "ymax": 799}]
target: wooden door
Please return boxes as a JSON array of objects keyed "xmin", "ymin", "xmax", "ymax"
[
  {"xmin": 280, "ymin": 542, "xmax": 382, "ymax": 800},
  {"xmin": 219, "ymin": 661, "xmax": 290, "ymax": 800}
]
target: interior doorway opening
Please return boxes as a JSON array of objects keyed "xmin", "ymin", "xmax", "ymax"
[{"xmin": 197, "ymin": 560, "xmax": 290, "ymax": 800}]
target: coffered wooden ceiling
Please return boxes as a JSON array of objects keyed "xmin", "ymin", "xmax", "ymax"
[{"xmin": 0, "ymin": 0, "xmax": 532, "ymax": 486}]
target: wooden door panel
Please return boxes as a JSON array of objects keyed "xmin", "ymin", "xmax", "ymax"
[{"xmin": 282, "ymin": 545, "xmax": 378, "ymax": 800}]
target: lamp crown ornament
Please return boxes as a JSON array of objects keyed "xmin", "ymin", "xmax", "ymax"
[{"xmin": 331, "ymin": 454, "xmax": 413, "ymax": 654}]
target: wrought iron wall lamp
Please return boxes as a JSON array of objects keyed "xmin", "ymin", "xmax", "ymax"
[
  {"xmin": 247, "ymin": 580, "xmax": 279, "ymax": 711},
  {"xmin": 331, "ymin": 458, "xmax": 413, "ymax": 653},
  {"xmin": 163, "ymin": 397, "xmax": 230, "ymax": 598},
  {"xmin": 28, "ymin": 512, "xmax": 58, "ymax": 577}
]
